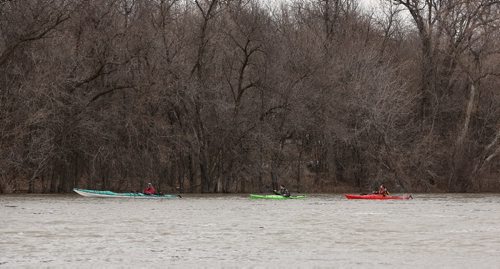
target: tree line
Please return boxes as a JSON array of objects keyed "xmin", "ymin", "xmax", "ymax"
[{"xmin": 1, "ymin": 0, "xmax": 499, "ymax": 194}]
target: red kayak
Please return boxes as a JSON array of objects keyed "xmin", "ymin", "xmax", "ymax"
[{"xmin": 345, "ymin": 194, "xmax": 413, "ymax": 200}]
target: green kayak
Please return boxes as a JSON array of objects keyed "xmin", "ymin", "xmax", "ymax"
[{"xmin": 249, "ymin": 194, "xmax": 306, "ymax": 200}]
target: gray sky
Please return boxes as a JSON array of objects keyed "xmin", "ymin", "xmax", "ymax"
[{"xmin": 263, "ymin": 0, "xmax": 398, "ymax": 15}]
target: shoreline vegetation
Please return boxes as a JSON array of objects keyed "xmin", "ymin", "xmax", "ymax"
[{"xmin": 1, "ymin": 0, "xmax": 499, "ymax": 194}]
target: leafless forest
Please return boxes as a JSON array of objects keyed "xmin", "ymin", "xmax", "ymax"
[{"xmin": 1, "ymin": 0, "xmax": 499, "ymax": 194}]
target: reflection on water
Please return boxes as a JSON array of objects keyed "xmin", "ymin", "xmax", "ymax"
[{"xmin": 1, "ymin": 194, "xmax": 500, "ymax": 268}]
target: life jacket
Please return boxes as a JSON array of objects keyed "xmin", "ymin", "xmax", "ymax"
[{"xmin": 143, "ymin": 186, "xmax": 157, "ymax": 195}]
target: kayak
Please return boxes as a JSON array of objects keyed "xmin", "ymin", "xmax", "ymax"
[
  {"xmin": 249, "ymin": 194, "xmax": 306, "ymax": 200},
  {"xmin": 345, "ymin": 194, "xmax": 413, "ymax": 200},
  {"xmin": 73, "ymin": 188, "xmax": 180, "ymax": 199}
]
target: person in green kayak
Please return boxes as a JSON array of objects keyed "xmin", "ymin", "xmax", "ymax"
[{"xmin": 274, "ymin": 184, "xmax": 290, "ymax": 197}]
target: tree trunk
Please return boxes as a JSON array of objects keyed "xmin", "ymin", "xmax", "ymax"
[
  {"xmin": 449, "ymin": 80, "xmax": 477, "ymax": 192},
  {"xmin": 296, "ymin": 148, "xmax": 302, "ymax": 193}
]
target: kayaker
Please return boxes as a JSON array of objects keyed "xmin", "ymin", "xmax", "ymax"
[
  {"xmin": 377, "ymin": 184, "xmax": 390, "ymax": 196},
  {"xmin": 143, "ymin": 183, "xmax": 157, "ymax": 195},
  {"xmin": 274, "ymin": 184, "xmax": 290, "ymax": 197}
]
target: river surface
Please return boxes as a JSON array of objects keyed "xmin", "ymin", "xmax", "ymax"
[{"xmin": 1, "ymin": 193, "xmax": 500, "ymax": 268}]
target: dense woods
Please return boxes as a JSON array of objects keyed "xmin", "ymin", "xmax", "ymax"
[{"xmin": 1, "ymin": 0, "xmax": 499, "ymax": 194}]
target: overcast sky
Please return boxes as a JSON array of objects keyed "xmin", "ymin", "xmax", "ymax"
[
  {"xmin": 263, "ymin": 0, "xmax": 397, "ymax": 15},
  {"xmin": 267, "ymin": 0, "xmax": 413, "ymax": 26}
]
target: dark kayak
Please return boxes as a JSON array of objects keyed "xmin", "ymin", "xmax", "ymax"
[
  {"xmin": 249, "ymin": 194, "xmax": 306, "ymax": 200},
  {"xmin": 345, "ymin": 194, "xmax": 413, "ymax": 200}
]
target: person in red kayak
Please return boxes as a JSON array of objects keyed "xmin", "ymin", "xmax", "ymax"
[
  {"xmin": 376, "ymin": 184, "xmax": 390, "ymax": 196},
  {"xmin": 143, "ymin": 183, "xmax": 157, "ymax": 195}
]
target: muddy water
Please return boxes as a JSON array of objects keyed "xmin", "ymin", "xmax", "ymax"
[{"xmin": 1, "ymin": 194, "xmax": 500, "ymax": 268}]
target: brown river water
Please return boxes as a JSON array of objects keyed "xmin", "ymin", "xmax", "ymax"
[{"xmin": 1, "ymin": 194, "xmax": 500, "ymax": 268}]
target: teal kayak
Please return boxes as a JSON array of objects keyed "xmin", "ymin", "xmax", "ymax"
[
  {"xmin": 73, "ymin": 188, "xmax": 180, "ymax": 199},
  {"xmin": 249, "ymin": 194, "xmax": 306, "ymax": 200}
]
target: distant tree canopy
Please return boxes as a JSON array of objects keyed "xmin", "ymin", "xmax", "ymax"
[{"xmin": 1, "ymin": 0, "xmax": 499, "ymax": 194}]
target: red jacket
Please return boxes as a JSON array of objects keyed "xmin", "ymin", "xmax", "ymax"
[{"xmin": 143, "ymin": 186, "xmax": 157, "ymax": 195}]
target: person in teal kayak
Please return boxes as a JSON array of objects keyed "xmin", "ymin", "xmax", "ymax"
[
  {"xmin": 143, "ymin": 183, "xmax": 157, "ymax": 195},
  {"xmin": 274, "ymin": 184, "xmax": 290, "ymax": 197}
]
